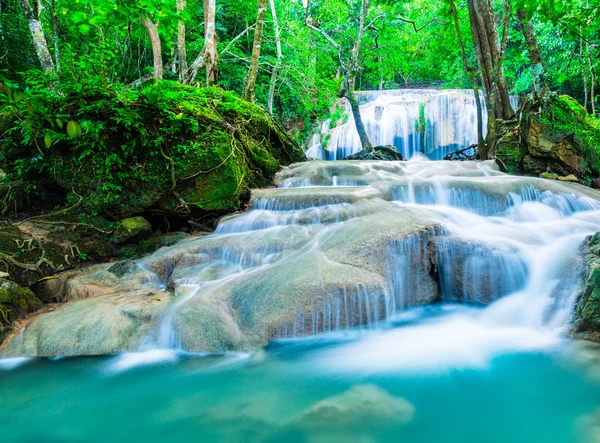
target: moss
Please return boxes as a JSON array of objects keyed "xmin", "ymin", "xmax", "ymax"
[
  {"xmin": 537, "ymin": 95, "xmax": 600, "ymax": 182},
  {"xmin": 0, "ymin": 278, "xmax": 43, "ymax": 341},
  {"xmin": 1, "ymin": 81, "xmax": 305, "ymax": 219}
]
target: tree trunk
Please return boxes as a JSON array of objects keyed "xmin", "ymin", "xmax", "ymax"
[
  {"xmin": 516, "ymin": 9, "xmax": 548, "ymax": 101},
  {"xmin": 242, "ymin": 0, "xmax": 268, "ymax": 102},
  {"xmin": 581, "ymin": 37, "xmax": 589, "ymax": 111},
  {"xmin": 466, "ymin": 0, "xmax": 514, "ymax": 121},
  {"xmin": 588, "ymin": 44, "xmax": 596, "ymax": 115},
  {"xmin": 267, "ymin": 0, "xmax": 282, "ymax": 114},
  {"xmin": 448, "ymin": 0, "xmax": 485, "ymax": 157},
  {"xmin": 347, "ymin": 89, "xmax": 373, "ymax": 152},
  {"xmin": 176, "ymin": 0, "xmax": 187, "ymax": 82},
  {"xmin": 204, "ymin": 0, "xmax": 218, "ymax": 86},
  {"xmin": 51, "ymin": 0, "xmax": 60, "ymax": 72},
  {"xmin": 185, "ymin": 0, "xmax": 218, "ymax": 86},
  {"xmin": 141, "ymin": 17, "xmax": 162, "ymax": 80},
  {"xmin": 18, "ymin": 0, "xmax": 55, "ymax": 72}
]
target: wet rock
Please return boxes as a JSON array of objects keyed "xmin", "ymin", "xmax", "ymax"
[
  {"xmin": 114, "ymin": 217, "xmax": 152, "ymax": 244},
  {"xmin": 573, "ymin": 232, "xmax": 600, "ymax": 341},
  {"xmin": 293, "ymin": 384, "xmax": 414, "ymax": 431},
  {"xmin": 540, "ymin": 172, "xmax": 559, "ymax": 180},
  {"xmin": 107, "ymin": 260, "xmax": 138, "ymax": 278},
  {"xmin": 496, "ymin": 95, "xmax": 600, "ymax": 182},
  {"xmin": 558, "ymin": 174, "xmax": 579, "ymax": 183},
  {"xmin": 345, "ymin": 146, "xmax": 403, "ymax": 161},
  {"xmin": 0, "ymin": 278, "xmax": 43, "ymax": 341},
  {"xmin": 31, "ymin": 274, "xmax": 71, "ymax": 303},
  {"xmin": 593, "ymin": 178, "xmax": 600, "ymax": 190}
]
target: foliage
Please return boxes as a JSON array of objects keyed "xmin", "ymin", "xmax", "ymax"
[{"xmin": 0, "ymin": 80, "xmax": 304, "ymax": 216}]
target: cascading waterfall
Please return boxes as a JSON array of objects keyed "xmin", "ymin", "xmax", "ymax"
[{"xmin": 306, "ymin": 89, "xmax": 520, "ymax": 160}]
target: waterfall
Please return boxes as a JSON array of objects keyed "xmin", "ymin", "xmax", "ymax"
[
  {"xmin": 4, "ymin": 157, "xmax": 600, "ymax": 358},
  {"xmin": 307, "ymin": 89, "xmax": 520, "ymax": 160}
]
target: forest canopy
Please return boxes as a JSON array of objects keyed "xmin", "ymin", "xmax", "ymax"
[{"xmin": 0, "ymin": 0, "xmax": 598, "ymax": 144}]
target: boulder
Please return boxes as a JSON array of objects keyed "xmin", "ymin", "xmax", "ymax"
[
  {"xmin": 114, "ymin": 217, "xmax": 152, "ymax": 244},
  {"xmin": 573, "ymin": 232, "xmax": 600, "ymax": 341},
  {"xmin": 293, "ymin": 384, "xmax": 414, "ymax": 431},
  {"xmin": 558, "ymin": 174, "xmax": 579, "ymax": 182},
  {"xmin": 496, "ymin": 95, "xmax": 600, "ymax": 184},
  {"xmin": 0, "ymin": 278, "xmax": 43, "ymax": 341}
]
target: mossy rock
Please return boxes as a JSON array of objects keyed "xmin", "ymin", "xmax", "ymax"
[
  {"xmin": 574, "ymin": 233, "xmax": 600, "ymax": 340},
  {"xmin": 498, "ymin": 94, "xmax": 600, "ymax": 183},
  {"xmin": 0, "ymin": 278, "xmax": 43, "ymax": 342},
  {"xmin": 1, "ymin": 81, "xmax": 305, "ymax": 220},
  {"xmin": 114, "ymin": 217, "xmax": 152, "ymax": 244}
]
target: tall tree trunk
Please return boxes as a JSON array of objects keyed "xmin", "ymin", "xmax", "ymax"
[
  {"xmin": 347, "ymin": 89, "xmax": 373, "ymax": 152},
  {"xmin": 516, "ymin": 9, "xmax": 548, "ymax": 101},
  {"xmin": 18, "ymin": 0, "xmax": 55, "ymax": 72},
  {"xmin": 176, "ymin": 0, "xmax": 187, "ymax": 82},
  {"xmin": 204, "ymin": 0, "xmax": 218, "ymax": 86},
  {"xmin": 51, "ymin": 0, "xmax": 60, "ymax": 72},
  {"xmin": 141, "ymin": 17, "xmax": 162, "ymax": 80},
  {"xmin": 466, "ymin": 0, "xmax": 514, "ymax": 121},
  {"xmin": 448, "ymin": 0, "xmax": 485, "ymax": 157},
  {"xmin": 588, "ymin": 44, "xmax": 596, "ymax": 115},
  {"xmin": 185, "ymin": 0, "xmax": 218, "ymax": 86},
  {"xmin": 242, "ymin": 0, "xmax": 268, "ymax": 102},
  {"xmin": 580, "ymin": 36, "xmax": 589, "ymax": 111},
  {"xmin": 267, "ymin": 0, "xmax": 282, "ymax": 114}
]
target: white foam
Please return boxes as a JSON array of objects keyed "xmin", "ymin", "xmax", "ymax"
[
  {"xmin": 106, "ymin": 349, "xmax": 180, "ymax": 373},
  {"xmin": 314, "ymin": 308, "xmax": 560, "ymax": 374},
  {"xmin": 0, "ymin": 357, "xmax": 33, "ymax": 370}
]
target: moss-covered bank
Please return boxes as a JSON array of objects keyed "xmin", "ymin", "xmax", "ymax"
[
  {"xmin": 0, "ymin": 81, "xmax": 305, "ymax": 218},
  {"xmin": 495, "ymin": 94, "xmax": 600, "ymax": 185}
]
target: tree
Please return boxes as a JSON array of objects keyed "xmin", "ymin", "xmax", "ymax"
[
  {"xmin": 516, "ymin": 9, "xmax": 549, "ymax": 102},
  {"xmin": 18, "ymin": 0, "xmax": 55, "ymax": 73},
  {"xmin": 466, "ymin": 0, "xmax": 514, "ymax": 122},
  {"xmin": 186, "ymin": 0, "xmax": 218, "ymax": 86},
  {"xmin": 447, "ymin": 0, "xmax": 485, "ymax": 156},
  {"xmin": 242, "ymin": 0, "xmax": 269, "ymax": 102},
  {"xmin": 267, "ymin": 0, "xmax": 283, "ymax": 114},
  {"xmin": 305, "ymin": 0, "xmax": 382, "ymax": 152},
  {"xmin": 141, "ymin": 17, "xmax": 163, "ymax": 80},
  {"xmin": 176, "ymin": 0, "xmax": 187, "ymax": 82}
]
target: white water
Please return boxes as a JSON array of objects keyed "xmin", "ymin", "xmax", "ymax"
[{"xmin": 306, "ymin": 89, "xmax": 519, "ymax": 160}]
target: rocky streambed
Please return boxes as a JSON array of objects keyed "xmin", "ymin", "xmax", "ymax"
[{"xmin": 2, "ymin": 159, "xmax": 600, "ymax": 357}]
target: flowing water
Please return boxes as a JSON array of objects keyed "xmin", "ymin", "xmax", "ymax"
[
  {"xmin": 306, "ymin": 89, "xmax": 519, "ymax": 160},
  {"xmin": 3, "ymin": 91, "xmax": 600, "ymax": 442}
]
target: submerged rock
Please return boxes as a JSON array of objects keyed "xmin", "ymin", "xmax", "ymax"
[{"xmin": 293, "ymin": 384, "xmax": 414, "ymax": 430}]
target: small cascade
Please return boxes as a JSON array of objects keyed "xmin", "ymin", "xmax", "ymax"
[
  {"xmin": 307, "ymin": 89, "xmax": 519, "ymax": 160},
  {"xmin": 5, "ymin": 160, "xmax": 600, "ymax": 357}
]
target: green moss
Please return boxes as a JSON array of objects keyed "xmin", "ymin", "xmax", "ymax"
[
  {"xmin": 0, "ymin": 278, "xmax": 43, "ymax": 341},
  {"xmin": 1, "ymin": 81, "xmax": 305, "ymax": 218},
  {"xmin": 538, "ymin": 95, "xmax": 600, "ymax": 182}
]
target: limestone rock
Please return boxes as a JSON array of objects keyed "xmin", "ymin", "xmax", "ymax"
[
  {"xmin": 114, "ymin": 217, "xmax": 152, "ymax": 244},
  {"xmin": 540, "ymin": 172, "xmax": 559, "ymax": 180},
  {"xmin": 294, "ymin": 384, "xmax": 414, "ymax": 431}
]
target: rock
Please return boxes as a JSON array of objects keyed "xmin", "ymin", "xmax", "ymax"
[
  {"xmin": 573, "ymin": 232, "xmax": 600, "ymax": 341},
  {"xmin": 31, "ymin": 274, "xmax": 70, "ymax": 303},
  {"xmin": 558, "ymin": 174, "xmax": 579, "ymax": 182},
  {"xmin": 540, "ymin": 172, "xmax": 559, "ymax": 180},
  {"xmin": 107, "ymin": 260, "xmax": 137, "ymax": 278},
  {"xmin": 496, "ymin": 95, "xmax": 600, "ymax": 182},
  {"xmin": 345, "ymin": 146, "xmax": 403, "ymax": 161},
  {"xmin": 0, "ymin": 278, "xmax": 43, "ymax": 341},
  {"xmin": 294, "ymin": 384, "xmax": 414, "ymax": 431},
  {"xmin": 593, "ymin": 178, "xmax": 600, "ymax": 189},
  {"xmin": 114, "ymin": 217, "xmax": 152, "ymax": 244}
]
